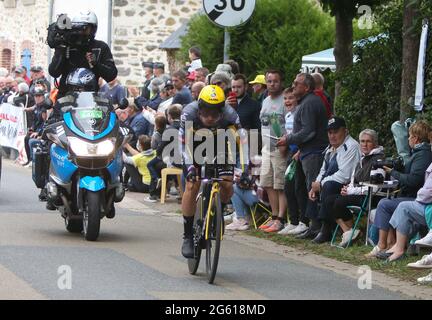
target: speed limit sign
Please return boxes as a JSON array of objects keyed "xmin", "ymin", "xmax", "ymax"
[{"xmin": 203, "ymin": 0, "xmax": 256, "ymax": 28}]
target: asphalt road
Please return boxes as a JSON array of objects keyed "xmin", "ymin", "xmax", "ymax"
[{"xmin": 0, "ymin": 160, "xmax": 408, "ymax": 300}]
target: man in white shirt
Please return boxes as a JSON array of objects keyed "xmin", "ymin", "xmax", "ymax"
[{"xmin": 309, "ymin": 116, "xmax": 361, "ymax": 243}]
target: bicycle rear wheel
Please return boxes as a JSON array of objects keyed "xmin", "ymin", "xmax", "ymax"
[
  {"xmin": 188, "ymin": 190, "xmax": 205, "ymax": 275},
  {"xmin": 205, "ymin": 190, "xmax": 222, "ymax": 284}
]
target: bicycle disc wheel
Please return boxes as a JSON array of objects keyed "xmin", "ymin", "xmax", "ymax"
[
  {"xmin": 188, "ymin": 191, "xmax": 204, "ymax": 275},
  {"xmin": 205, "ymin": 191, "xmax": 222, "ymax": 284}
]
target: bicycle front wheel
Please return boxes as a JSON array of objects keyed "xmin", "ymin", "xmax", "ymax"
[
  {"xmin": 205, "ymin": 190, "xmax": 222, "ymax": 284},
  {"xmin": 188, "ymin": 189, "xmax": 205, "ymax": 275}
]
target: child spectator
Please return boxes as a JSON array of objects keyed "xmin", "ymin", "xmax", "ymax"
[
  {"xmin": 123, "ymin": 135, "xmax": 156, "ymax": 194},
  {"xmin": 187, "ymin": 46, "xmax": 203, "ymax": 73},
  {"xmin": 145, "ymin": 115, "xmax": 168, "ymax": 203}
]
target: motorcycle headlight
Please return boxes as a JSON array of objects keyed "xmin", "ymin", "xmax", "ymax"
[{"xmin": 68, "ymin": 137, "xmax": 116, "ymax": 157}]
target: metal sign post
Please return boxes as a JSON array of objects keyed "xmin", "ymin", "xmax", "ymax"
[
  {"xmin": 224, "ymin": 28, "xmax": 230, "ymax": 61},
  {"xmin": 203, "ymin": 0, "xmax": 256, "ymax": 62}
]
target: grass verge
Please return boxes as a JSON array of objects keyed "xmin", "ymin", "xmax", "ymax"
[{"xmin": 246, "ymin": 228, "xmax": 432, "ymax": 285}]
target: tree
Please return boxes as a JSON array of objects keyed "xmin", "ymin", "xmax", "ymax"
[
  {"xmin": 320, "ymin": 0, "xmax": 387, "ymax": 99},
  {"xmin": 399, "ymin": 0, "xmax": 420, "ymax": 122}
]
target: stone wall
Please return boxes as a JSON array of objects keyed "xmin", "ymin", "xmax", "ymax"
[
  {"xmin": 112, "ymin": 0, "xmax": 201, "ymax": 86},
  {"xmin": 0, "ymin": 0, "xmax": 50, "ymax": 74}
]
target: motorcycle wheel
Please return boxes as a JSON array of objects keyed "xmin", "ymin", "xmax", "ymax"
[{"xmin": 83, "ymin": 190, "xmax": 101, "ymax": 241}]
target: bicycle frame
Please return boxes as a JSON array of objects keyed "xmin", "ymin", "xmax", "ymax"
[{"xmin": 204, "ymin": 180, "xmax": 224, "ymax": 241}]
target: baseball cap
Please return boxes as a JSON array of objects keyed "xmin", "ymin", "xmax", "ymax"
[
  {"xmin": 15, "ymin": 67, "xmax": 24, "ymax": 74},
  {"xmin": 249, "ymin": 75, "xmax": 266, "ymax": 85},
  {"xmin": 30, "ymin": 66, "xmax": 43, "ymax": 72},
  {"xmin": 142, "ymin": 61, "xmax": 154, "ymax": 69},
  {"xmin": 327, "ymin": 116, "xmax": 346, "ymax": 130},
  {"xmin": 153, "ymin": 62, "xmax": 165, "ymax": 70}
]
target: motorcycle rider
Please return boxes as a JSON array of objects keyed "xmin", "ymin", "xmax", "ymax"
[{"xmin": 48, "ymin": 11, "xmax": 117, "ymax": 101}]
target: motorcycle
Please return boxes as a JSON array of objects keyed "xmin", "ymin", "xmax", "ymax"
[{"xmin": 36, "ymin": 91, "xmax": 130, "ymax": 241}]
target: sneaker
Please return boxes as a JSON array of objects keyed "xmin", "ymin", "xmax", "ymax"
[
  {"xmin": 264, "ymin": 220, "xmax": 283, "ymax": 233},
  {"xmin": 226, "ymin": 218, "xmax": 249, "ymax": 231},
  {"xmin": 144, "ymin": 195, "xmax": 158, "ymax": 203},
  {"xmin": 418, "ymin": 272, "xmax": 432, "ymax": 284},
  {"xmin": 258, "ymin": 219, "xmax": 275, "ymax": 230},
  {"xmin": 224, "ymin": 212, "xmax": 236, "ymax": 223},
  {"xmin": 169, "ymin": 185, "xmax": 179, "ymax": 196},
  {"xmin": 277, "ymin": 223, "xmax": 298, "ymax": 235},
  {"xmin": 24, "ymin": 161, "xmax": 32, "ymax": 168},
  {"xmin": 407, "ymin": 254, "xmax": 432, "ymax": 269},
  {"xmin": 415, "ymin": 231, "xmax": 432, "ymax": 248},
  {"xmin": 364, "ymin": 245, "xmax": 385, "ymax": 258},
  {"xmin": 339, "ymin": 229, "xmax": 361, "ymax": 247},
  {"xmin": 286, "ymin": 222, "xmax": 309, "ymax": 235}
]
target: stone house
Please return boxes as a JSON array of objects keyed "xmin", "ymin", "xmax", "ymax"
[{"xmin": 0, "ymin": 0, "xmax": 201, "ymax": 86}]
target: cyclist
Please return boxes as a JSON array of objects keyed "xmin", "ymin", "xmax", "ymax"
[{"xmin": 179, "ymin": 85, "xmax": 249, "ymax": 258}]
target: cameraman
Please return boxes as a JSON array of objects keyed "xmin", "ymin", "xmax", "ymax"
[{"xmin": 48, "ymin": 11, "xmax": 117, "ymax": 98}]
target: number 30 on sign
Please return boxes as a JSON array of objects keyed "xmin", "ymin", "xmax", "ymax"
[{"xmin": 203, "ymin": 0, "xmax": 256, "ymax": 28}]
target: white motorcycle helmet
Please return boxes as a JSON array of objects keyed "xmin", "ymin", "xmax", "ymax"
[{"xmin": 72, "ymin": 11, "xmax": 98, "ymax": 39}]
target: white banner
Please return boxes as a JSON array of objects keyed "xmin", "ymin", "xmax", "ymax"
[
  {"xmin": 0, "ymin": 103, "xmax": 26, "ymax": 150},
  {"xmin": 414, "ymin": 20, "xmax": 429, "ymax": 112}
]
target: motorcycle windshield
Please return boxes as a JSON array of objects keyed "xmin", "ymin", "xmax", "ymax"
[{"xmin": 67, "ymin": 92, "xmax": 112, "ymax": 138}]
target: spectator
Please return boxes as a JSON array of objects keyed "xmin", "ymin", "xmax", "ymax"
[
  {"xmin": 226, "ymin": 167, "xmax": 260, "ymax": 231},
  {"xmin": 157, "ymin": 79, "xmax": 176, "ymax": 114},
  {"xmin": 0, "ymin": 77, "xmax": 14, "ymax": 103},
  {"xmin": 153, "ymin": 62, "xmax": 170, "ymax": 82},
  {"xmin": 23, "ymin": 88, "xmax": 49, "ymax": 166},
  {"xmin": 99, "ymin": 78, "xmax": 126, "ymax": 107},
  {"xmin": 171, "ymin": 70, "xmax": 193, "ymax": 107},
  {"xmin": 307, "ymin": 117, "xmax": 360, "ymax": 244},
  {"xmin": 191, "ymin": 81, "xmax": 205, "ymax": 101},
  {"xmin": 224, "ymin": 59, "xmax": 240, "ymax": 75},
  {"xmin": 226, "ymin": 74, "xmax": 261, "ymax": 130},
  {"xmin": 145, "ymin": 115, "xmax": 168, "ymax": 203},
  {"xmin": 142, "ymin": 61, "xmax": 155, "ymax": 100},
  {"xmin": 276, "ymin": 73, "xmax": 329, "ymax": 239},
  {"xmin": 124, "ymin": 97, "xmax": 151, "ymax": 149},
  {"xmin": 29, "ymin": 66, "xmax": 51, "ymax": 95},
  {"xmin": 330, "ymin": 129, "xmax": 385, "ymax": 247},
  {"xmin": 365, "ymin": 120, "xmax": 432, "ymax": 258},
  {"xmin": 0, "ymin": 67, "xmax": 8, "ymax": 77},
  {"xmin": 13, "ymin": 82, "xmax": 34, "ymax": 109},
  {"xmin": 158, "ymin": 104, "xmax": 182, "ymax": 168},
  {"xmin": 195, "ymin": 67, "xmax": 209, "ymax": 84},
  {"xmin": 210, "ymin": 72, "xmax": 231, "ymax": 94},
  {"xmin": 258, "ymin": 70, "xmax": 288, "ymax": 233},
  {"xmin": 278, "ymin": 87, "xmax": 309, "ymax": 235},
  {"xmin": 137, "ymin": 77, "xmax": 164, "ymax": 111},
  {"xmin": 15, "ymin": 66, "xmax": 31, "ymax": 85},
  {"xmin": 383, "ymin": 161, "xmax": 432, "ymax": 262},
  {"xmin": 312, "ymin": 73, "xmax": 332, "ymax": 119},
  {"xmin": 187, "ymin": 46, "xmax": 203, "ymax": 73},
  {"xmin": 123, "ymin": 135, "xmax": 156, "ymax": 193},
  {"xmin": 249, "ymin": 74, "xmax": 268, "ymax": 106}
]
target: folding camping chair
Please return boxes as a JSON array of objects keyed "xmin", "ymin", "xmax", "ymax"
[{"xmin": 330, "ymin": 193, "xmax": 370, "ymax": 249}]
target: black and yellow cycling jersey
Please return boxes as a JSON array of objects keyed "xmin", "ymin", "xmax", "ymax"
[{"xmin": 179, "ymin": 101, "xmax": 249, "ymax": 175}]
